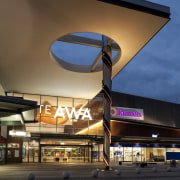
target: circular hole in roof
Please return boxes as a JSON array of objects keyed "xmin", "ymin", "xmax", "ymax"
[{"xmin": 50, "ymin": 32, "xmax": 121, "ymax": 73}]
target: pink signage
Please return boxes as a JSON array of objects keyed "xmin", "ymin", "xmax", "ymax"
[{"xmin": 111, "ymin": 106, "xmax": 144, "ymax": 120}]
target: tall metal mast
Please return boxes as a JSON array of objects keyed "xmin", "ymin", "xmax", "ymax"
[{"xmin": 102, "ymin": 35, "xmax": 112, "ymax": 170}]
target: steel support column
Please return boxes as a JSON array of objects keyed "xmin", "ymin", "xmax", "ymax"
[{"xmin": 102, "ymin": 36, "xmax": 112, "ymax": 170}]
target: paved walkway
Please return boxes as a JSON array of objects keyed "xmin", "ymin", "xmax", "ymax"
[{"xmin": 0, "ymin": 162, "xmax": 180, "ymax": 180}]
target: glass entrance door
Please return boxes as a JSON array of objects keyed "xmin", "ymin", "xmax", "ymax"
[
  {"xmin": 0, "ymin": 144, "xmax": 5, "ymax": 164},
  {"xmin": 23, "ymin": 141, "xmax": 39, "ymax": 163},
  {"xmin": 41, "ymin": 146, "xmax": 89, "ymax": 163}
]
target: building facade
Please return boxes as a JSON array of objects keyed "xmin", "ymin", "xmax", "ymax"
[
  {"xmin": 1, "ymin": 91, "xmax": 180, "ymax": 164},
  {"xmin": 0, "ymin": 0, "xmax": 171, "ymax": 165}
]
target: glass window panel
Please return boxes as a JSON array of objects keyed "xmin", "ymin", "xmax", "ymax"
[
  {"xmin": 40, "ymin": 126, "xmax": 57, "ymax": 134},
  {"xmin": 167, "ymin": 148, "xmax": 180, "ymax": 152},
  {"xmin": 25, "ymin": 123, "xmax": 40, "ymax": 133},
  {"xmin": 58, "ymin": 97, "xmax": 73, "ymax": 107},
  {"xmin": 133, "ymin": 147, "xmax": 141, "ymax": 162},
  {"xmin": 147, "ymin": 147, "xmax": 153, "ymax": 162},
  {"xmin": 142, "ymin": 147, "xmax": 146, "ymax": 162},
  {"xmin": 114, "ymin": 145, "xmax": 124, "ymax": 162},
  {"xmin": 14, "ymin": 93, "xmax": 23, "ymax": 98},
  {"xmin": 14, "ymin": 150, "xmax": 19, "ymax": 157},
  {"xmin": 124, "ymin": 147, "xmax": 132, "ymax": 161},
  {"xmin": 7, "ymin": 92, "xmax": 13, "ymax": 96},
  {"xmin": 24, "ymin": 94, "xmax": 40, "ymax": 104},
  {"xmin": 110, "ymin": 147, "xmax": 114, "ymax": 162},
  {"xmin": 62, "ymin": 119, "xmax": 74, "ymax": 134},
  {"xmin": 88, "ymin": 96, "xmax": 103, "ymax": 121},
  {"xmin": 22, "ymin": 142, "xmax": 28, "ymax": 162},
  {"xmin": 7, "ymin": 150, "xmax": 12, "ymax": 158},
  {"xmin": 57, "ymin": 125, "xmax": 66, "ymax": 134},
  {"xmin": 36, "ymin": 106, "xmax": 57, "ymax": 125},
  {"xmin": 41, "ymin": 96, "xmax": 57, "ymax": 106},
  {"xmin": 88, "ymin": 120, "xmax": 103, "ymax": 135},
  {"xmin": 22, "ymin": 109, "xmax": 36, "ymax": 121},
  {"xmin": 74, "ymin": 98, "xmax": 88, "ymax": 107},
  {"xmin": 152, "ymin": 148, "xmax": 165, "ymax": 162},
  {"xmin": 7, "ymin": 143, "xmax": 20, "ymax": 148}
]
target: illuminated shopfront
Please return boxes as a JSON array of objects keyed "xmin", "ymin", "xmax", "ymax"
[
  {"xmin": 3, "ymin": 91, "xmax": 180, "ymax": 163},
  {"xmin": 5, "ymin": 92, "xmax": 103, "ymax": 163},
  {"xmin": 0, "ymin": 0, "xmax": 172, "ymax": 166}
]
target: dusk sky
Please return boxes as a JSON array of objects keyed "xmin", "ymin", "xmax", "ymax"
[
  {"xmin": 113, "ymin": 0, "xmax": 180, "ymax": 104},
  {"xmin": 52, "ymin": 0, "xmax": 180, "ymax": 104}
]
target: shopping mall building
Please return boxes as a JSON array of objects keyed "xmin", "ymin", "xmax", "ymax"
[{"xmin": 1, "ymin": 0, "xmax": 177, "ymax": 165}]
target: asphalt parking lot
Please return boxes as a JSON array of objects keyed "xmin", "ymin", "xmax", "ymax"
[{"xmin": 1, "ymin": 162, "xmax": 180, "ymax": 180}]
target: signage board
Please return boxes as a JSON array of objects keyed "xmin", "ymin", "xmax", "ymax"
[{"xmin": 111, "ymin": 106, "xmax": 144, "ymax": 121}]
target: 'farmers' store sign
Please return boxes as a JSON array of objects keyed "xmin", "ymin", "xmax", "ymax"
[{"xmin": 111, "ymin": 106, "xmax": 144, "ymax": 120}]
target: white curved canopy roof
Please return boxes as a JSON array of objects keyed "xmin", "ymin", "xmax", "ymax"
[{"xmin": 0, "ymin": 0, "xmax": 170, "ymax": 99}]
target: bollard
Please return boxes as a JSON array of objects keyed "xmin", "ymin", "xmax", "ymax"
[
  {"xmin": 136, "ymin": 168, "xmax": 141, "ymax": 174},
  {"xmin": 114, "ymin": 169, "xmax": 121, "ymax": 175},
  {"xmin": 62, "ymin": 171, "xmax": 70, "ymax": 179},
  {"xmin": 152, "ymin": 167, "xmax": 157, "ymax": 173},
  {"xmin": 166, "ymin": 167, "xmax": 171, "ymax": 172},
  {"xmin": 27, "ymin": 173, "xmax": 35, "ymax": 180},
  {"xmin": 92, "ymin": 170, "xmax": 98, "ymax": 177}
]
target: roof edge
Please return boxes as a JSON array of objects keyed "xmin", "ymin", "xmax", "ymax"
[
  {"xmin": 98, "ymin": 0, "xmax": 170, "ymax": 19},
  {"xmin": 0, "ymin": 95, "xmax": 37, "ymax": 108}
]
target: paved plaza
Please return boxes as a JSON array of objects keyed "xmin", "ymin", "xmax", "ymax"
[{"xmin": 1, "ymin": 162, "xmax": 180, "ymax": 180}]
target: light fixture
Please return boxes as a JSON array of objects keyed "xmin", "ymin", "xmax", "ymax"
[
  {"xmin": 76, "ymin": 120, "xmax": 102, "ymax": 134},
  {"xmin": 152, "ymin": 133, "xmax": 158, "ymax": 138},
  {"xmin": 9, "ymin": 130, "xmax": 26, "ymax": 136}
]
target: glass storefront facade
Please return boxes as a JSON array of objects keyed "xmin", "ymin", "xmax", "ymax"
[
  {"xmin": 41, "ymin": 146, "xmax": 89, "ymax": 163},
  {"xmin": 7, "ymin": 92, "xmax": 103, "ymax": 136},
  {"xmin": 109, "ymin": 144, "xmax": 180, "ymax": 162},
  {"xmin": 7, "ymin": 92, "xmax": 180, "ymax": 164},
  {"xmin": 8, "ymin": 92, "xmax": 103, "ymax": 163},
  {"xmin": 91, "ymin": 144, "xmax": 180, "ymax": 163},
  {"xmin": 22, "ymin": 140, "xmax": 180, "ymax": 163},
  {"xmin": 22, "ymin": 139, "xmax": 92, "ymax": 163}
]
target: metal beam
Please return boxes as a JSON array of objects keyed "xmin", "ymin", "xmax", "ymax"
[
  {"xmin": 19, "ymin": 113, "xmax": 25, "ymax": 125},
  {"xmin": 0, "ymin": 108, "xmax": 19, "ymax": 115},
  {"xmin": 57, "ymin": 34, "xmax": 120, "ymax": 51},
  {"xmin": 91, "ymin": 50, "xmax": 102, "ymax": 72},
  {"xmin": 20, "ymin": 113, "xmax": 26, "ymax": 131}
]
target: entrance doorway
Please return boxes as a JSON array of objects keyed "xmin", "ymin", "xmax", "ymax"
[{"xmin": 41, "ymin": 145, "xmax": 89, "ymax": 163}]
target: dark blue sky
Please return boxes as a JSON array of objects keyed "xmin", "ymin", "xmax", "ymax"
[
  {"xmin": 113, "ymin": 0, "xmax": 180, "ymax": 104},
  {"xmin": 52, "ymin": 0, "xmax": 180, "ymax": 104}
]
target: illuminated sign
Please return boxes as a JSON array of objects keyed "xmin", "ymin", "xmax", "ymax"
[
  {"xmin": 111, "ymin": 106, "xmax": 144, "ymax": 120},
  {"xmin": 39, "ymin": 105, "xmax": 92, "ymax": 120},
  {"xmin": 152, "ymin": 133, "xmax": 158, "ymax": 138},
  {"xmin": 9, "ymin": 130, "xmax": 26, "ymax": 136}
]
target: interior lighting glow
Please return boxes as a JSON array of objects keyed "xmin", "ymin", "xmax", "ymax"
[
  {"xmin": 76, "ymin": 120, "xmax": 102, "ymax": 134},
  {"xmin": 152, "ymin": 133, "xmax": 158, "ymax": 138},
  {"xmin": 9, "ymin": 130, "xmax": 26, "ymax": 136}
]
